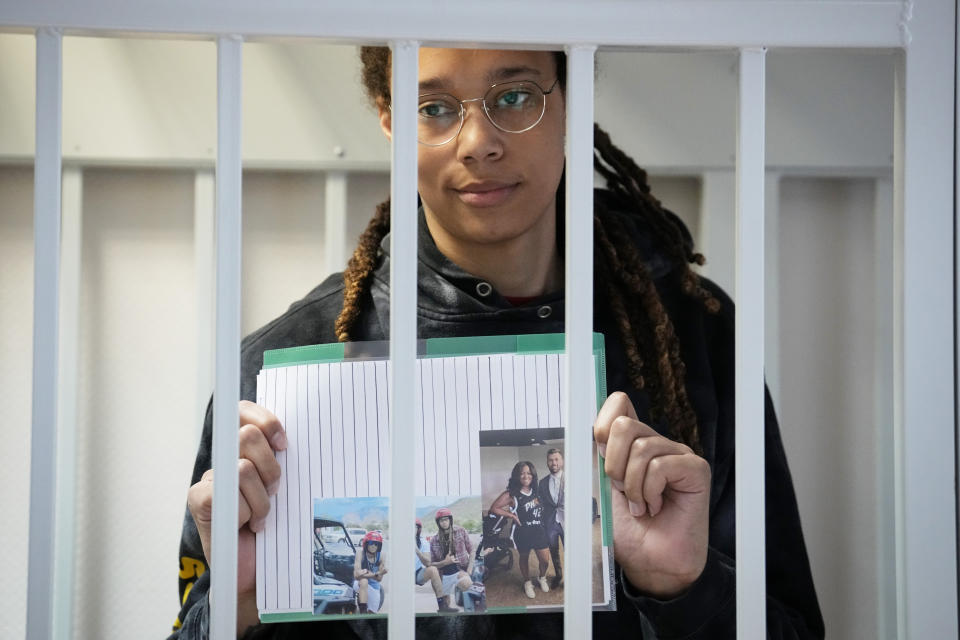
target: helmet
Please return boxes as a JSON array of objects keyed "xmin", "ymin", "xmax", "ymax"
[
  {"xmin": 362, "ymin": 531, "xmax": 383, "ymax": 548},
  {"xmin": 435, "ymin": 507, "xmax": 453, "ymax": 523},
  {"xmin": 415, "ymin": 518, "xmax": 422, "ymax": 527}
]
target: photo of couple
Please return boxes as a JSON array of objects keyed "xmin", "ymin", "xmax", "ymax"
[{"xmin": 479, "ymin": 428, "xmax": 605, "ymax": 608}]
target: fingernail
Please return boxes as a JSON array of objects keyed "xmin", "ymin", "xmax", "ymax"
[
  {"xmin": 272, "ymin": 431, "xmax": 288, "ymax": 450},
  {"xmin": 611, "ymin": 479, "xmax": 624, "ymax": 492},
  {"xmin": 629, "ymin": 501, "xmax": 643, "ymax": 517},
  {"xmin": 597, "ymin": 443, "xmax": 606, "ymax": 458},
  {"xmin": 268, "ymin": 481, "xmax": 280, "ymax": 496}
]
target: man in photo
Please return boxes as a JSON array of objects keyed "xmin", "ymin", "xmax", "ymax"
[
  {"xmin": 415, "ymin": 518, "xmax": 457, "ymax": 613},
  {"xmin": 539, "ymin": 448, "xmax": 564, "ymax": 589}
]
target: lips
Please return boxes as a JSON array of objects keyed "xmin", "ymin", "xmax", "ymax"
[{"xmin": 454, "ymin": 181, "xmax": 518, "ymax": 207}]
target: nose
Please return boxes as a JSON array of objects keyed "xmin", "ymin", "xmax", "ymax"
[{"xmin": 455, "ymin": 100, "xmax": 503, "ymax": 164}]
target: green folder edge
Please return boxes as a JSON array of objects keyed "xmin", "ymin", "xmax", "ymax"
[{"xmin": 259, "ymin": 332, "xmax": 615, "ymax": 623}]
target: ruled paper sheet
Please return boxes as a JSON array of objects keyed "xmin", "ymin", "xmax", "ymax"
[{"xmin": 255, "ymin": 352, "xmax": 606, "ymax": 617}]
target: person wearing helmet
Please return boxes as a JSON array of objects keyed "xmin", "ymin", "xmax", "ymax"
[
  {"xmin": 429, "ymin": 508, "xmax": 474, "ymax": 611},
  {"xmin": 353, "ymin": 531, "xmax": 388, "ymax": 613},
  {"xmin": 415, "ymin": 518, "xmax": 456, "ymax": 612}
]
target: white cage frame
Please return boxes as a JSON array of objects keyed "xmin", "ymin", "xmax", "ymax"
[{"xmin": 3, "ymin": 1, "xmax": 956, "ymax": 639}]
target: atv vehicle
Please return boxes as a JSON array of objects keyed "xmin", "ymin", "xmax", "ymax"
[{"xmin": 313, "ymin": 518, "xmax": 358, "ymax": 614}]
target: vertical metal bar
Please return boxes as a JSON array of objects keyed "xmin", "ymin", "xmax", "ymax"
[
  {"xmin": 734, "ymin": 47, "xmax": 766, "ymax": 640},
  {"xmin": 26, "ymin": 26, "xmax": 62, "ymax": 640},
  {"xmin": 324, "ymin": 170, "xmax": 348, "ymax": 275},
  {"xmin": 387, "ymin": 39, "xmax": 418, "ymax": 640},
  {"xmin": 195, "ymin": 169, "xmax": 215, "ymax": 440},
  {"xmin": 896, "ymin": 1, "xmax": 959, "ymax": 634},
  {"xmin": 763, "ymin": 172, "xmax": 781, "ymax": 411},
  {"xmin": 563, "ymin": 43, "xmax": 595, "ymax": 640},
  {"xmin": 871, "ymin": 177, "xmax": 896, "ymax": 639},
  {"xmin": 211, "ymin": 34, "xmax": 243, "ymax": 640},
  {"xmin": 892, "ymin": 54, "xmax": 908, "ymax": 640},
  {"xmin": 53, "ymin": 166, "xmax": 82, "ymax": 640}
]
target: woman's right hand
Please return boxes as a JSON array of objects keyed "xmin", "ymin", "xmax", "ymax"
[{"xmin": 186, "ymin": 400, "xmax": 286, "ymax": 632}]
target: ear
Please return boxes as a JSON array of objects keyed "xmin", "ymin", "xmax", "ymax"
[{"xmin": 377, "ymin": 98, "xmax": 392, "ymax": 141}]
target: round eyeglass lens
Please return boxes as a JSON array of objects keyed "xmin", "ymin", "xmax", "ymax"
[
  {"xmin": 418, "ymin": 95, "xmax": 462, "ymax": 146},
  {"xmin": 484, "ymin": 81, "xmax": 546, "ymax": 133}
]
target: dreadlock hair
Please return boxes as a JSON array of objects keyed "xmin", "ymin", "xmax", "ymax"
[{"xmin": 340, "ymin": 47, "xmax": 719, "ymax": 455}]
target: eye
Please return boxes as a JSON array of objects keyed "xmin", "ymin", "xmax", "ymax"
[
  {"xmin": 418, "ymin": 97, "xmax": 458, "ymax": 119},
  {"xmin": 494, "ymin": 88, "xmax": 533, "ymax": 109}
]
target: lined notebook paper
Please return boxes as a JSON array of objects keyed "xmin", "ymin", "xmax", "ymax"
[{"xmin": 254, "ymin": 334, "xmax": 615, "ymax": 622}]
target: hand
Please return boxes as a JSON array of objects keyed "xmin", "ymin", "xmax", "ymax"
[
  {"xmin": 594, "ymin": 392, "xmax": 710, "ymax": 599},
  {"xmin": 186, "ymin": 400, "xmax": 286, "ymax": 631}
]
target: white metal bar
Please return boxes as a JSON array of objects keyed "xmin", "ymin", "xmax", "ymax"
[
  {"xmin": 195, "ymin": 169, "xmax": 215, "ymax": 440},
  {"xmin": 872, "ymin": 177, "xmax": 896, "ymax": 639},
  {"xmin": 324, "ymin": 170, "xmax": 348, "ymax": 275},
  {"xmin": 892, "ymin": 54, "xmax": 907, "ymax": 640},
  {"xmin": 26, "ymin": 26, "xmax": 62, "ymax": 640},
  {"xmin": 762, "ymin": 172, "xmax": 781, "ymax": 411},
  {"xmin": 53, "ymin": 166, "xmax": 82, "ymax": 640},
  {"xmin": 896, "ymin": 0, "xmax": 959, "ymax": 634},
  {"xmin": 0, "ymin": 1, "xmax": 904, "ymax": 48},
  {"xmin": 211, "ymin": 34, "xmax": 243, "ymax": 640},
  {"xmin": 563, "ymin": 43, "xmax": 595, "ymax": 640},
  {"xmin": 734, "ymin": 47, "xmax": 766, "ymax": 640},
  {"xmin": 387, "ymin": 39, "xmax": 418, "ymax": 640}
]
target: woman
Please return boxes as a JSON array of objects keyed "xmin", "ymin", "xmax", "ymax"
[
  {"xmin": 353, "ymin": 531, "xmax": 387, "ymax": 614},
  {"xmin": 173, "ymin": 47, "xmax": 824, "ymax": 638},
  {"xmin": 490, "ymin": 461, "xmax": 551, "ymax": 598}
]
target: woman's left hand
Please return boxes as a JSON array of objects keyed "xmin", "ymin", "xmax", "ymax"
[{"xmin": 593, "ymin": 392, "xmax": 711, "ymax": 599}]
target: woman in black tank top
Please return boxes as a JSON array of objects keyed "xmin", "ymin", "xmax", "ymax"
[{"xmin": 490, "ymin": 461, "xmax": 552, "ymax": 599}]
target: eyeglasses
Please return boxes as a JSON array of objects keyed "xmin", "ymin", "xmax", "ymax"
[{"xmin": 416, "ymin": 78, "xmax": 559, "ymax": 147}]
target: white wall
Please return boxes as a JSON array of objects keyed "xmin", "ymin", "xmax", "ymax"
[
  {"xmin": 0, "ymin": 167, "xmax": 35, "ymax": 640},
  {"xmin": 777, "ymin": 178, "xmax": 883, "ymax": 640},
  {"xmin": 0, "ymin": 36, "xmax": 896, "ymax": 639}
]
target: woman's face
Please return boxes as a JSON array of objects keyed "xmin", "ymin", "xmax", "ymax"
[
  {"xmin": 379, "ymin": 48, "xmax": 565, "ymax": 254},
  {"xmin": 520, "ymin": 464, "xmax": 533, "ymax": 488}
]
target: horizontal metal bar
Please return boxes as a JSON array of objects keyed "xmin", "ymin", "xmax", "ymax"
[{"xmin": 0, "ymin": 1, "xmax": 904, "ymax": 49}]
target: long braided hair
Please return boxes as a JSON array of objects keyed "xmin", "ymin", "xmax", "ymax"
[{"xmin": 339, "ymin": 48, "xmax": 719, "ymax": 454}]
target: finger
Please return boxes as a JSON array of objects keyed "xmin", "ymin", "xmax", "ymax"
[
  {"xmin": 593, "ymin": 392, "xmax": 639, "ymax": 450},
  {"xmin": 621, "ymin": 436, "xmax": 693, "ymax": 516},
  {"xmin": 641, "ymin": 453, "xmax": 710, "ymax": 517},
  {"xmin": 238, "ymin": 423, "xmax": 283, "ymax": 494},
  {"xmin": 621, "ymin": 437, "xmax": 686, "ymax": 516},
  {"xmin": 602, "ymin": 415, "xmax": 660, "ymax": 489},
  {"xmin": 187, "ymin": 469, "xmax": 215, "ymax": 562},
  {"xmin": 239, "ymin": 400, "xmax": 287, "ymax": 451},
  {"xmin": 187, "ymin": 469, "xmax": 215, "ymax": 528},
  {"xmin": 238, "ymin": 458, "xmax": 272, "ymax": 531}
]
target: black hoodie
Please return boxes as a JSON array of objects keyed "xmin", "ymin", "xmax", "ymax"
[{"xmin": 169, "ymin": 202, "xmax": 824, "ymax": 639}]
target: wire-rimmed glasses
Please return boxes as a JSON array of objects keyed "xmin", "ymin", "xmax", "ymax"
[{"xmin": 417, "ymin": 78, "xmax": 560, "ymax": 147}]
